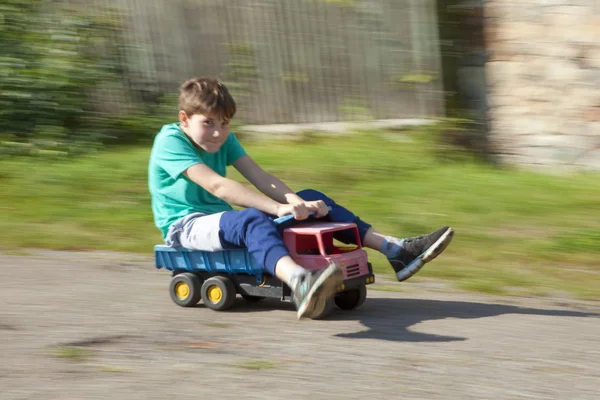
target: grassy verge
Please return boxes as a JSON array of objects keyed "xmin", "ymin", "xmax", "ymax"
[{"xmin": 1, "ymin": 128, "xmax": 598, "ymax": 299}]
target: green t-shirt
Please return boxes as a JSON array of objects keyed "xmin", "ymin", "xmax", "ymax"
[{"xmin": 148, "ymin": 123, "xmax": 247, "ymax": 238}]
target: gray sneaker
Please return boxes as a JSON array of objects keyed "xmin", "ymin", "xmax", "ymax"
[
  {"xmin": 293, "ymin": 263, "xmax": 344, "ymax": 320},
  {"xmin": 388, "ymin": 226, "xmax": 454, "ymax": 282}
]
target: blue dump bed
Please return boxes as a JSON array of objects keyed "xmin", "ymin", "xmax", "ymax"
[
  {"xmin": 154, "ymin": 245, "xmax": 263, "ymax": 279},
  {"xmin": 154, "ymin": 211, "xmax": 327, "ymax": 280}
]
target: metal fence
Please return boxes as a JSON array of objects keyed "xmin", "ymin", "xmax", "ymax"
[{"xmin": 77, "ymin": 0, "xmax": 444, "ymax": 124}]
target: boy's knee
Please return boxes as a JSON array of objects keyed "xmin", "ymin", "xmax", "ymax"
[
  {"xmin": 221, "ymin": 208, "xmax": 272, "ymax": 232},
  {"xmin": 296, "ymin": 189, "xmax": 329, "ymax": 201},
  {"xmin": 239, "ymin": 208, "xmax": 271, "ymax": 224}
]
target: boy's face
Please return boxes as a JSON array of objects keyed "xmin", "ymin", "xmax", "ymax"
[{"xmin": 178, "ymin": 111, "xmax": 230, "ymax": 153}]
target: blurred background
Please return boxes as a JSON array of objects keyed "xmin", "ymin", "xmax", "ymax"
[
  {"xmin": 0, "ymin": 0, "xmax": 598, "ymax": 298},
  {"xmin": 1, "ymin": 3, "xmax": 599, "ymax": 398},
  {"xmin": 0, "ymin": 0, "xmax": 491, "ymax": 153}
]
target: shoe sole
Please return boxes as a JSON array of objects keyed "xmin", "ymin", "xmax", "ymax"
[
  {"xmin": 396, "ymin": 227, "xmax": 454, "ymax": 282},
  {"xmin": 297, "ymin": 263, "xmax": 344, "ymax": 320}
]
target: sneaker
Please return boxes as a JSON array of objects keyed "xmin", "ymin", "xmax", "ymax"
[
  {"xmin": 388, "ymin": 226, "xmax": 454, "ymax": 282},
  {"xmin": 293, "ymin": 263, "xmax": 344, "ymax": 320}
]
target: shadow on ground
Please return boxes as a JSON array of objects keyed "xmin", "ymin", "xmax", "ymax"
[
  {"xmin": 214, "ymin": 296, "xmax": 598, "ymax": 343},
  {"xmin": 330, "ymin": 298, "xmax": 599, "ymax": 342}
]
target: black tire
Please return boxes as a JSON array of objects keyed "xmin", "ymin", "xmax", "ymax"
[
  {"xmin": 201, "ymin": 276, "xmax": 237, "ymax": 311},
  {"xmin": 169, "ymin": 273, "xmax": 202, "ymax": 307},
  {"xmin": 241, "ymin": 294, "xmax": 266, "ymax": 302},
  {"xmin": 334, "ymin": 285, "xmax": 367, "ymax": 310},
  {"xmin": 311, "ymin": 298, "xmax": 335, "ymax": 320}
]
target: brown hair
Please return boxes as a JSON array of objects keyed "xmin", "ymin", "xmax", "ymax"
[{"xmin": 178, "ymin": 77, "xmax": 236, "ymax": 120}]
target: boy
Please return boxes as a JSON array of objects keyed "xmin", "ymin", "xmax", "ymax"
[{"xmin": 148, "ymin": 77, "xmax": 454, "ymax": 320}]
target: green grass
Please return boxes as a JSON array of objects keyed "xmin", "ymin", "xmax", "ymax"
[
  {"xmin": 231, "ymin": 359, "xmax": 279, "ymax": 370},
  {"xmin": 204, "ymin": 322, "xmax": 234, "ymax": 329},
  {"xmin": 99, "ymin": 365, "xmax": 130, "ymax": 373},
  {"xmin": 1, "ymin": 129, "xmax": 599, "ymax": 300},
  {"xmin": 50, "ymin": 346, "xmax": 90, "ymax": 361}
]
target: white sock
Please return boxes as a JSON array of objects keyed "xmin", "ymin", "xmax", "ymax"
[
  {"xmin": 380, "ymin": 236, "xmax": 405, "ymax": 259},
  {"xmin": 287, "ymin": 265, "xmax": 308, "ymax": 292}
]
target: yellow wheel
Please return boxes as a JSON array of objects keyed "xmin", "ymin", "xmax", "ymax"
[
  {"xmin": 206, "ymin": 285, "xmax": 223, "ymax": 303},
  {"xmin": 169, "ymin": 273, "xmax": 202, "ymax": 307},
  {"xmin": 175, "ymin": 282, "xmax": 190, "ymax": 300},
  {"xmin": 201, "ymin": 276, "xmax": 236, "ymax": 311}
]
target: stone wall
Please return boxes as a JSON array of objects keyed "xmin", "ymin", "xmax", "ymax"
[{"xmin": 484, "ymin": 0, "xmax": 600, "ymax": 171}]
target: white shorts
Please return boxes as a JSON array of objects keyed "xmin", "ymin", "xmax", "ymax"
[{"xmin": 164, "ymin": 212, "xmax": 226, "ymax": 251}]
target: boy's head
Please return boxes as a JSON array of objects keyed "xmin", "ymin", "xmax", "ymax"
[{"xmin": 178, "ymin": 77, "xmax": 237, "ymax": 153}]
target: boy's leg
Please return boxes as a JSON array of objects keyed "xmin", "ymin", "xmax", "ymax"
[
  {"xmin": 170, "ymin": 209, "xmax": 343, "ymax": 319},
  {"xmin": 273, "ymin": 254, "xmax": 344, "ymax": 319},
  {"xmin": 296, "ymin": 189, "xmax": 373, "ymax": 244},
  {"xmin": 218, "ymin": 208, "xmax": 343, "ymax": 319},
  {"xmin": 366, "ymin": 227, "xmax": 454, "ymax": 282},
  {"xmin": 296, "ymin": 189, "xmax": 454, "ymax": 282}
]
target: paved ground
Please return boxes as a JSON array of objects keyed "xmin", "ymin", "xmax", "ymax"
[{"xmin": 1, "ymin": 251, "xmax": 599, "ymax": 400}]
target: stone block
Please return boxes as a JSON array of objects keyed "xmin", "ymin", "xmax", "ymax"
[
  {"xmin": 491, "ymin": 4, "xmax": 537, "ymax": 24},
  {"xmin": 486, "ymin": 94, "xmax": 511, "ymax": 108},
  {"xmin": 575, "ymin": 149, "xmax": 600, "ymax": 170},
  {"xmin": 531, "ymin": 86, "xmax": 563, "ymax": 103},
  {"xmin": 545, "ymin": 60, "xmax": 583, "ymax": 82},
  {"xmin": 578, "ymin": 18, "xmax": 600, "ymax": 44},
  {"xmin": 583, "ymin": 107, "xmax": 600, "ymax": 122},
  {"xmin": 512, "ymin": 85, "xmax": 542, "ymax": 102},
  {"xmin": 518, "ymin": 134, "xmax": 571, "ymax": 148},
  {"xmin": 519, "ymin": 146, "xmax": 566, "ymax": 165},
  {"xmin": 485, "ymin": 61, "xmax": 523, "ymax": 85},
  {"xmin": 536, "ymin": 0, "xmax": 573, "ymax": 7},
  {"xmin": 549, "ymin": 5, "xmax": 590, "ymax": 18},
  {"xmin": 498, "ymin": 22, "xmax": 545, "ymax": 41},
  {"xmin": 583, "ymin": 69, "xmax": 600, "ymax": 88},
  {"xmin": 586, "ymin": 49, "xmax": 600, "ymax": 69},
  {"xmin": 585, "ymin": 122, "xmax": 600, "ymax": 136},
  {"xmin": 568, "ymin": 134, "xmax": 600, "ymax": 150},
  {"xmin": 482, "ymin": 2, "xmax": 600, "ymax": 172},
  {"xmin": 561, "ymin": 120, "xmax": 598, "ymax": 137},
  {"xmin": 569, "ymin": 87, "xmax": 600, "ymax": 107},
  {"xmin": 495, "ymin": 22, "xmax": 522, "ymax": 41},
  {"xmin": 509, "ymin": 117, "xmax": 558, "ymax": 136},
  {"xmin": 534, "ymin": 42, "xmax": 579, "ymax": 58}
]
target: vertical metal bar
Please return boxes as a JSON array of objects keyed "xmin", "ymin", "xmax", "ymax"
[
  {"xmin": 428, "ymin": 0, "xmax": 445, "ymax": 118},
  {"xmin": 410, "ymin": 0, "xmax": 425, "ymax": 118}
]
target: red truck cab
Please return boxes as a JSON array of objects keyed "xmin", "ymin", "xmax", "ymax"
[{"xmin": 283, "ymin": 221, "xmax": 374, "ymax": 293}]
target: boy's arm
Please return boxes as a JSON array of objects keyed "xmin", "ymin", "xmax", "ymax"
[
  {"xmin": 185, "ymin": 163, "xmax": 279, "ymax": 215},
  {"xmin": 232, "ymin": 155, "xmax": 329, "ymax": 218},
  {"xmin": 184, "ymin": 163, "xmax": 308, "ymax": 218},
  {"xmin": 233, "ymin": 155, "xmax": 297, "ymax": 204}
]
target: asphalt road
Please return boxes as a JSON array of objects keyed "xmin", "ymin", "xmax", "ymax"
[{"xmin": 1, "ymin": 251, "xmax": 598, "ymax": 400}]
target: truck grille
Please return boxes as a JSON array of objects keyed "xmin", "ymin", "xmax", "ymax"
[{"xmin": 345, "ymin": 264, "xmax": 360, "ymax": 278}]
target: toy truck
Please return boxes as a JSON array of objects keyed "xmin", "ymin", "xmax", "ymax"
[{"xmin": 154, "ymin": 213, "xmax": 375, "ymax": 319}]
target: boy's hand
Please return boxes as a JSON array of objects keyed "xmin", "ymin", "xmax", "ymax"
[
  {"xmin": 277, "ymin": 198, "xmax": 329, "ymax": 220},
  {"xmin": 304, "ymin": 200, "xmax": 329, "ymax": 218},
  {"xmin": 277, "ymin": 202, "xmax": 310, "ymax": 220}
]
